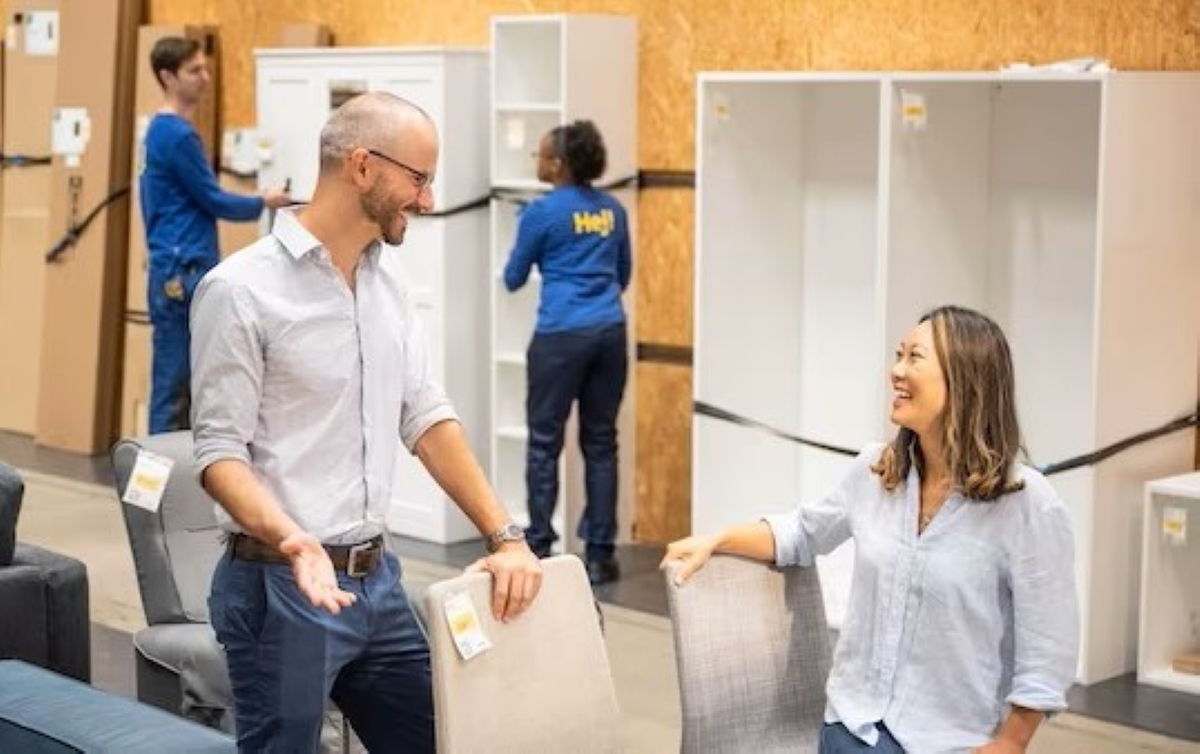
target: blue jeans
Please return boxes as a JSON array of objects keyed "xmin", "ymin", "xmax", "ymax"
[
  {"xmin": 148, "ymin": 258, "xmax": 210, "ymax": 433},
  {"xmin": 209, "ymin": 550, "xmax": 433, "ymax": 753},
  {"xmin": 819, "ymin": 722, "xmax": 906, "ymax": 753},
  {"xmin": 524, "ymin": 323, "xmax": 627, "ymax": 562}
]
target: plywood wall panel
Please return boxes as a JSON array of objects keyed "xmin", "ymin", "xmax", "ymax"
[
  {"xmin": 633, "ymin": 361, "xmax": 692, "ymax": 542},
  {"xmin": 134, "ymin": 0, "xmax": 1200, "ymax": 537}
]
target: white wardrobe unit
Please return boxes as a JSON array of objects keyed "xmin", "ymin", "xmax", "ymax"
[
  {"xmin": 694, "ymin": 71, "xmax": 1200, "ymax": 684},
  {"xmin": 489, "ymin": 15, "xmax": 637, "ymax": 554},
  {"xmin": 256, "ymin": 48, "xmax": 491, "ymax": 543}
]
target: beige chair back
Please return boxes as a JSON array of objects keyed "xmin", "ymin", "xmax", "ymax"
[{"xmin": 425, "ymin": 555, "xmax": 622, "ymax": 753}]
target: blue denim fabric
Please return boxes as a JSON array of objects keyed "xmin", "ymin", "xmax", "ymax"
[
  {"xmin": 819, "ymin": 722, "xmax": 906, "ymax": 753},
  {"xmin": 524, "ymin": 323, "xmax": 627, "ymax": 562},
  {"xmin": 209, "ymin": 550, "xmax": 432, "ymax": 753},
  {"xmin": 148, "ymin": 260, "xmax": 209, "ymax": 433}
]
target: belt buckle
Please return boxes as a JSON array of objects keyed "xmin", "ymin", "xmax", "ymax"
[{"xmin": 346, "ymin": 542, "xmax": 375, "ymax": 577}]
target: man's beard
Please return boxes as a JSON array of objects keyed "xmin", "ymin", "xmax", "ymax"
[{"xmin": 361, "ymin": 181, "xmax": 407, "ymax": 246}]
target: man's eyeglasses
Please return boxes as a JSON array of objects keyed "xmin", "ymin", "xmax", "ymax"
[{"xmin": 366, "ymin": 148, "xmax": 434, "ymax": 190}]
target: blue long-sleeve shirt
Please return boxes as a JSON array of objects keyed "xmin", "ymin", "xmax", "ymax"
[
  {"xmin": 139, "ymin": 112, "xmax": 263, "ymax": 273},
  {"xmin": 503, "ymin": 185, "xmax": 631, "ymax": 334}
]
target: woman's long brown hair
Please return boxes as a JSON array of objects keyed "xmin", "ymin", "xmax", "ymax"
[{"xmin": 872, "ymin": 305, "xmax": 1026, "ymax": 501}]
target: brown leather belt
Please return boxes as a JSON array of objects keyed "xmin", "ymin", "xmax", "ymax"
[{"xmin": 228, "ymin": 533, "xmax": 385, "ymax": 577}]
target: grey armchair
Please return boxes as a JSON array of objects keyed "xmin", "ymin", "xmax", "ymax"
[
  {"xmin": 664, "ymin": 554, "xmax": 833, "ymax": 753},
  {"xmin": 109, "ymin": 432, "xmax": 233, "ymax": 731},
  {"xmin": 0, "ymin": 461, "xmax": 90, "ymax": 683}
]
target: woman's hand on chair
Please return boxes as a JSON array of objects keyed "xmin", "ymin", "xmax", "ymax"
[{"xmin": 659, "ymin": 535, "xmax": 720, "ymax": 585}]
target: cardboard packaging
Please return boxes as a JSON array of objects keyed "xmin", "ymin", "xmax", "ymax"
[
  {"xmin": 1174, "ymin": 653, "xmax": 1200, "ymax": 675},
  {"xmin": 36, "ymin": 0, "xmax": 141, "ymax": 453},
  {"xmin": 275, "ymin": 23, "xmax": 332, "ymax": 47},
  {"xmin": 0, "ymin": 0, "xmax": 60, "ymax": 434},
  {"xmin": 118, "ymin": 315, "xmax": 150, "ymax": 438},
  {"xmin": 217, "ymin": 170, "xmax": 263, "ymax": 257}
]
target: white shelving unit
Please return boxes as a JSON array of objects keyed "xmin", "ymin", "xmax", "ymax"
[
  {"xmin": 489, "ymin": 15, "xmax": 637, "ymax": 554},
  {"xmin": 1139, "ymin": 472, "xmax": 1200, "ymax": 695},
  {"xmin": 693, "ymin": 71, "xmax": 1200, "ymax": 684},
  {"xmin": 256, "ymin": 47, "xmax": 491, "ymax": 543}
]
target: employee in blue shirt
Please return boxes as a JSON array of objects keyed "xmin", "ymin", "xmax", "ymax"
[
  {"xmin": 503, "ymin": 120, "xmax": 632, "ymax": 585},
  {"xmin": 139, "ymin": 36, "xmax": 289, "ymax": 433},
  {"xmin": 663, "ymin": 305, "xmax": 1079, "ymax": 753}
]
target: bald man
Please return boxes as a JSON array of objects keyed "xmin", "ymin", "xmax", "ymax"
[{"xmin": 190, "ymin": 92, "xmax": 542, "ymax": 752}]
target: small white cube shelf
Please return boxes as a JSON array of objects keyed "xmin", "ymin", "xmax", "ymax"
[
  {"xmin": 1139, "ymin": 472, "xmax": 1200, "ymax": 695},
  {"xmin": 693, "ymin": 71, "xmax": 1200, "ymax": 684},
  {"xmin": 489, "ymin": 14, "xmax": 638, "ymax": 554}
]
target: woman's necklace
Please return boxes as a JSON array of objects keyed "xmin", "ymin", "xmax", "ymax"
[{"xmin": 918, "ymin": 476, "xmax": 950, "ymax": 533}]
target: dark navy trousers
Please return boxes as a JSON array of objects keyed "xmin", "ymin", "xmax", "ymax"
[
  {"xmin": 209, "ymin": 551, "xmax": 433, "ymax": 753},
  {"xmin": 524, "ymin": 322, "xmax": 627, "ymax": 562}
]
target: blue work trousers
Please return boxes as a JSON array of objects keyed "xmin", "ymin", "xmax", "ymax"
[
  {"xmin": 147, "ymin": 259, "xmax": 208, "ymax": 433},
  {"xmin": 524, "ymin": 322, "xmax": 627, "ymax": 562}
]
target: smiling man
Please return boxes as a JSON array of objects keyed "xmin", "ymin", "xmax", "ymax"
[{"xmin": 190, "ymin": 92, "xmax": 543, "ymax": 752}]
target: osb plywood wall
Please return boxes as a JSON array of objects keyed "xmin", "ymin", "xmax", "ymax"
[{"xmin": 143, "ymin": 0, "xmax": 1200, "ymax": 542}]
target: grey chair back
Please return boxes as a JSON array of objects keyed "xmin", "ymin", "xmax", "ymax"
[
  {"xmin": 0, "ymin": 462, "xmax": 22, "ymax": 566},
  {"xmin": 111, "ymin": 432, "xmax": 224, "ymax": 625},
  {"xmin": 664, "ymin": 554, "xmax": 832, "ymax": 754}
]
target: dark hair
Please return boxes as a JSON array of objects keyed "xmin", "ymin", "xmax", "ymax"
[
  {"xmin": 548, "ymin": 120, "xmax": 607, "ymax": 185},
  {"xmin": 150, "ymin": 36, "xmax": 202, "ymax": 89},
  {"xmin": 872, "ymin": 305, "xmax": 1026, "ymax": 501}
]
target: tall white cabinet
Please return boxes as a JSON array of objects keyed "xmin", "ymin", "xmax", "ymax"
[
  {"xmin": 256, "ymin": 48, "xmax": 491, "ymax": 543},
  {"xmin": 489, "ymin": 15, "xmax": 637, "ymax": 554},
  {"xmin": 693, "ymin": 72, "xmax": 1200, "ymax": 684}
]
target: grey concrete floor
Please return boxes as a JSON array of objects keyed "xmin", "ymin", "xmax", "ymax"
[{"xmin": 11, "ymin": 463, "xmax": 1200, "ymax": 753}]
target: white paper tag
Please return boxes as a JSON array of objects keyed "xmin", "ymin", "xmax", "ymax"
[
  {"xmin": 900, "ymin": 89, "xmax": 928, "ymax": 130},
  {"xmin": 122, "ymin": 450, "xmax": 174, "ymax": 512},
  {"xmin": 442, "ymin": 591, "xmax": 492, "ymax": 661},
  {"xmin": 1163, "ymin": 506, "xmax": 1188, "ymax": 546},
  {"xmin": 24, "ymin": 11, "xmax": 59, "ymax": 56}
]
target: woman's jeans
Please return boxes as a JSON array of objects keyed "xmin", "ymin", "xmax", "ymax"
[{"xmin": 819, "ymin": 722, "xmax": 906, "ymax": 753}]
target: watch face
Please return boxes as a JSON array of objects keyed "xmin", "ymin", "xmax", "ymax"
[{"xmin": 500, "ymin": 523, "xmax": 525, "ymax": 541}]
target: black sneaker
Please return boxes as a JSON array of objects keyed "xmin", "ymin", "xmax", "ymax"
[{"xmin": 586, "ymin": 559, "xmax": 620, "ymax": 586}]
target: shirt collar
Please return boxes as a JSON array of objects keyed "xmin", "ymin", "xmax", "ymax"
[
  {"xmin": 271, "ymin": 207, "xmax": 324, "ymax": 260},
  {"xmin": 271, "ymin": 207, "xmax": 384, "ymax": 264}
]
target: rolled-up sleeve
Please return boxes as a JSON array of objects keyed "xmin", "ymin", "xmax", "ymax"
[
  {"xmin": 190, "ymin": 274, "xmax": 263, "ymax": 475},
  {"xmin": 763, "ymin": 448, "xmax": 877, "ymax": 567},
  {"xmin": 1007, "ymin": 501, "xmax": 1079, "ymax": 712},
  {"xmin": 397, "ymin": 300, "xmax": 458, "ymax": 452}
]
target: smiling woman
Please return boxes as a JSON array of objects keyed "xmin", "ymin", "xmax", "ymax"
[{"xmin": 664, "ymin": 304, "xmax": 1080, "ymax": 753}]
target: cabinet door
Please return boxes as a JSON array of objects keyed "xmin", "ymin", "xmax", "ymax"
[{"xmin": 257, "ymin": 69, "xmax": 323, "ymax": 200}]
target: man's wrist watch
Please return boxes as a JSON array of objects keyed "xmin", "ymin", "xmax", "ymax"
[{"xmin": 486, "ymin": 521, "xmax": 526, "ymax": 553}]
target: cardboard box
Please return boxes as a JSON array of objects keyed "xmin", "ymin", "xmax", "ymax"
[
  {"xmin": 1174, "ymin": 653, "xmax": 1200, "ymax": 675},
  {"xmin": 128, "ymin": 25, "xmax": 219, "ymax": 314},
  {"xmin": 275, "ymin": 23, "xmax": 332, "ymax": 47},
  {"xmin": 119, "ymin": 316, "xmax": 151, "ymax": 438},
  {"xmin": 217, "ymin": 171, "xmax": 263, "ymax": 257},
  {"xmin": 0, "ymin": 0, "xmax": 60, "ymax": 434},
  {"xmin": 36, "ymin": 0, "xmax": 141, "ymax": 453}
]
